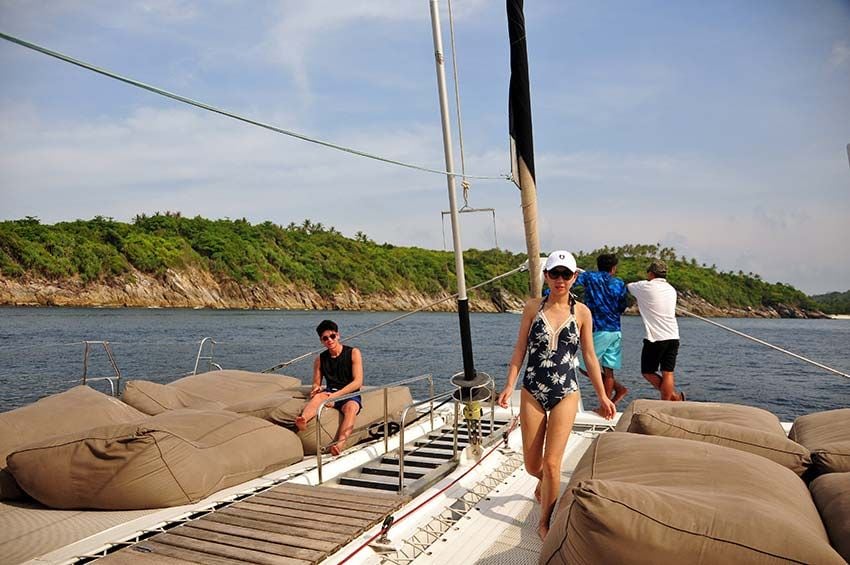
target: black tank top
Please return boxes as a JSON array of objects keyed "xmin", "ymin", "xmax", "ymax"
[{"xmin": 320, "ymin": 345, "xmax": 354, "ymax": 390}]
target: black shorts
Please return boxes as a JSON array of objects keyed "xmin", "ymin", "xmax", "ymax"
[{"xmin": 641, "ymin": 339, "xmax": 680, "ymax": 373}]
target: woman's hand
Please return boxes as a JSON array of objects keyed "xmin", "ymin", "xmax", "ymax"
[
  {"xmin": 496, "ymin": 387, "xmax": 514, "ymax": 409},
  {"xmin": 310, "ymin": 385, "xmax": 324, "ymax": 398},
  {"xmin": 597, "ymin": 395, "xmax": 616, "ymax": 420}
]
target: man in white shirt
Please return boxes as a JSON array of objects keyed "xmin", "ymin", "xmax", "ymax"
[{"xmin": 627, "ymin": 260, "xmax": 685, "ymax": 401}]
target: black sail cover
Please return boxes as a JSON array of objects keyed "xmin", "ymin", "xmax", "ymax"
[{"xmin": 507, "ymin": 0, "xmax": 535, "ymax": 186}]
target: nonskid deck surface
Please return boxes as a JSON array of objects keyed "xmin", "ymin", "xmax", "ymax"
[{"xmin": 99, "ymin": 484, "xmax": 409, "ymax": 565}]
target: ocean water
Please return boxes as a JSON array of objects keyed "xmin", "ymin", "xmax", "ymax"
[{"xmin": 0, "ymin": 306, "xmax": 848, "ymax": 421}]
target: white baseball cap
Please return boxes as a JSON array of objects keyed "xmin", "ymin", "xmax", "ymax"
[{"xmin": 544, "ymin": 250, "xmax": 577, "ymax": 273}]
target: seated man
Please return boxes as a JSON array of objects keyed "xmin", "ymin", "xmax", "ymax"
[{"xmin": 295, "ymin": 320, "xmax": 364, "ymax": 455}]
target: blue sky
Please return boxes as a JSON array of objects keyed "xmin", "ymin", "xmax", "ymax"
[{"xmin": 1, "ymin": 1, "xmax": 848, "ymax": 294}]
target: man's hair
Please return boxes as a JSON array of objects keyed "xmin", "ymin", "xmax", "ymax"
[
  {"xmin": 647, "ymin": 260, "xmax": 668, "ymax": 278},
  {"xmin": 597, "ymin": 253, "xmax": 618, "ymax": 272},
  {"xmin": 316, "ymin": 319, "xmax": 338, "ymax": 336}
]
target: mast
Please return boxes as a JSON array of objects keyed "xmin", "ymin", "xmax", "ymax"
[
  {"xmin": 428, "ymin": 0, "xmax": 477, "ymax": 383},
  {"xmin": 507, "ymin": 0, "xmax": 542, "ymax": 297}
]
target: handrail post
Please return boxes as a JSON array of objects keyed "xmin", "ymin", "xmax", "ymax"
[
  {"xmin": 490, "ymin": 382, "xmax": 495, "ymax": 435},
  {"xmin": 82, "ymin": 341, "xmax": 90, "ymax": 385},
  {"xmin": 316, "ymin": 401, "xmax": 325, "ymax": 484},
  {"xmin": 453, "ymin": 400, "xmax": 460, "ymax": 460},
  {"xmin": 383, "ymin": 388, "xmax": 389, "ymax": 453},
  {"xmin": 398, "ymin": 408, "xmax": 407, "ymax": 493},
  {"xmin": 429, "ymin": 375, "xmax": 435, "ymax": 430}
]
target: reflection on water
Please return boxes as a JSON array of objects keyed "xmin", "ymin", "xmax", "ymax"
[{"xmin": 1, "ymin": 307, "xmax": 848, "ymax": 420}]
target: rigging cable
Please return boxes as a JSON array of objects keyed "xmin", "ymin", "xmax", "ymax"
[
  {"xmin": 0, "ymin": 31, "xmax": 509, "ymax": 182},
  {"xmin": 678, "ymin": 308, "xmax": 850, "ymax": 379},
  {"xmin": 262, "ymin": 261, "xmax": 529, "ymax": 373},
  {"xmin": 446, "ymin": 0, "xmax": 468, "ymax": 193}
]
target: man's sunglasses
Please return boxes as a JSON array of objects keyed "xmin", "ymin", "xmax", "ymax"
[
  {"xmin": 320, "ymin": 333, "xmax": 338, "ymax": 342},
  {"xmin": 546, "ymin": 269, "xmax": 574, "ymax": 280}
]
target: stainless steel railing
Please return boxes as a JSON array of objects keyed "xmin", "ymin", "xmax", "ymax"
[
  {"xmin": 80, "ymin": 340, "xmax": 122, "ymax": 396},
  {"xmin": 192, "ymin": 337, "xmax": 222, "ymax": 374},
  {"xmin": 315, "ymin": 373, "xmax": 435, "ymax": 483},
  {"xmin": 396, "ymin": 389, "xmax": 455, "ymax": 492}
]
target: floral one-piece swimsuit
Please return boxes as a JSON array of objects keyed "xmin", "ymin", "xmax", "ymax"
[{"xmin": 522, "ymin": 296, "xmax": 580, "ymax": 411}]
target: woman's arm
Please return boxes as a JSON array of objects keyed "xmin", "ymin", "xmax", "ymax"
[
  {"xmin": 497, "ymin": 298, "xmax": 540, "ymax": 408},
  {"xmin": 576, "ymin": 303, "xmax": 616, "ymax": 419}
]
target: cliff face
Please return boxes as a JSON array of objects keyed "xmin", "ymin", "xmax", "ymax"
[
  {"xmin": 669, "ymin": 290, "xmax": 830, "ymax": 319},
  {"xmin": 0, "ymin": 268, "xmax": 526, "ymax": 313},
  {"xmin": 0, "ymin": 270, "xmax": 827, "ymax": 318}
]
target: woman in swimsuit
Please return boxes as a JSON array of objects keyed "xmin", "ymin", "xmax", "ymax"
[{"xmin": 497, "ymin": 250, "xmax": 616, "ymax": 540}]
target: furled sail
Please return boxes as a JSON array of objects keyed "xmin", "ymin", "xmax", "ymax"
[{"xmin": 507, "ymin": 0, "xmax": 542, "ymax": 297}]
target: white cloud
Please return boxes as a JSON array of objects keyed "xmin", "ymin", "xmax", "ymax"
[
  {"xmin": 259, "ymin": 0, "xmax": 490, "ymax": 103},
  {"xmin": 830, "ymin": 40, "xmax": 850, "ymax": 69}
]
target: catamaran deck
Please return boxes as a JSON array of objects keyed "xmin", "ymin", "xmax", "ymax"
[{"xmin": 7, "ymin": 396, "xmax": 616, "ymax": 565}]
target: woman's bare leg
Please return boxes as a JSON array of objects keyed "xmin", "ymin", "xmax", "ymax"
[
  {"xmin": 519, "ymin": 389, "xmax": 547, "ymax": 502},
  {"xmin": 537, "ymin": 392, "xmax": 579, "ymax": 541}
]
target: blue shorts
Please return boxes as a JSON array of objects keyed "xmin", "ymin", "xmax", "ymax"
[
  {"xmin": 579, "ymin": 331, "xmax": 622, "ymax": 370},
  {"xmin": 328, "ymin": 388, "xmax": 362, "ymax": 413}
]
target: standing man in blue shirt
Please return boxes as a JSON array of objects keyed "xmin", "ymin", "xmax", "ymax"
[{"xmin": 576, "ymin": 253, "xmax": 630, "ymax": 406}]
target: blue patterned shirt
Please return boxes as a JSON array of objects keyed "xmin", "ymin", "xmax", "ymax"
[{"xmin": 575, "ymin": 271, "xmax": 628, "ymax": 332}]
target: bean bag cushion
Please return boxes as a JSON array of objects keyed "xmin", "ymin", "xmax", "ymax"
[
  {"xmin": 121, "ymin": 380, "xmax": 226, "ymax": 415},
  {"xmin": 540, "ymin": 432, "xmax": 843, "ymax": 565},
  {"xmin": 224, "ymin": 387, "xmax": 310, "ymax": 419},
  {"xmin": 122, "ymin": 370, "xmax": 302, "ymax": 415},
  {"xmin": 615, "ymin": 399, "xmax": 785, "ymax": 434},
  {"xmin": 789, "ymin": 408, "xmax": 850, "ymax": 475},
  {"xmin": 0, "ymin": 385, "xmax": 146, "ymax": 500},
  {"xmin": 809, "ymin": 472, "xmax": 850, "ymax": 562},
  {"xmin": 628, "ymin": 409, "xmax": 811, "ymax": 475},
  {"xmin": 7, "ymin": 409, "xmax": 303, "ymax": 509},
  {"xmin": 271, "ymin": 386, "xmax": 414, "ymax": 455}
]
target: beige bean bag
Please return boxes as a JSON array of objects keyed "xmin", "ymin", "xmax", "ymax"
[
  {"xmin": 268, "ymin": 386, "xmax": 414, "ymax": 455},
  {"xmin": 789, "ymin": 408, "xmax": 850, "ymax": 475},
  {"xmin": 615, "ymin": 399, "xmax": 810, "ymax": 474},
  {"xmin": 615, "ymin": 398, "xmax": 786, "ymax": 434},
  {"xmin": 540, "ymin": 432, "xmax": 843, "ymax": 565},
  {"xmin": 809, "ymin": 472, "xmax": 850, "ymax": 562},
  {"xmin": 121, "ymin": 380, "xmax": 227, "ymax": 415},
  {"xmin": 0, "ymin": 385, "xmax": 146, "ymax": 500},
  {"xmin": 7, "ymin": 409, "xmax": 303, "ymax": 509},
  {"xmin": 122, "ymin": 370, "xmax": 302, "ymax": 415}
]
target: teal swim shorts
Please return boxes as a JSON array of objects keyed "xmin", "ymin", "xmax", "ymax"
[{"xmin": 579, "ymin": 330, "xmax": 622, "ymax": 370}]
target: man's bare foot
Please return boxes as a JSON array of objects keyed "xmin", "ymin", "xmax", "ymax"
[
  {"xmin": 612, "ymin": 384, "xmax": 629, "ymax": 405},
  {"xmin": 294, "ymin": 416, "xmax": 306, "ymax": 432},
  {"xmin": 537, "ymin": 522, "xmax": 549, "ymax": 541},
  {"xmin": 534, "ymin": 481, "xmax": 541, "ymax": 503},
  {"xmin": 330, "ymin": 439, "xmax": 347, "ymax": 456}
]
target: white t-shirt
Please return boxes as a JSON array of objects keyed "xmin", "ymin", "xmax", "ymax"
[{"xmin": 627, "ymin": 278, "xmax": 679, "ymax": 342}]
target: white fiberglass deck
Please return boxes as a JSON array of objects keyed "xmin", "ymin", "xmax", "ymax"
[{"xmin": 321, "ymin": 395, "xmax": 615, "ymax": 565}]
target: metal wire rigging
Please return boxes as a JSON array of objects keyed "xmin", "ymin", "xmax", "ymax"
[{"xmin": 0, "ymin": 31, "xmax": 510, "ymax": 182}]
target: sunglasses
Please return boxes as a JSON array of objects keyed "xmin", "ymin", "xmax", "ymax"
[
  {"xmin": 546, "ymin": 269, "xmax": 574, "ymax": 280},
  {"xmin": 320, "ymin": 333, "xmax": 338, "ymax": 342}
]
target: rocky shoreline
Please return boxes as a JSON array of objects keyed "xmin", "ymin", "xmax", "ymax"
[{"xmin": 0, "ymin": 269, "xmax": 829, "ymax": 319}]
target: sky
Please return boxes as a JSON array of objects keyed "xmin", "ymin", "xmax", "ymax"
[{"xmin": 0, "ymin": 1, "xmax": 848, "ymax": 295}]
